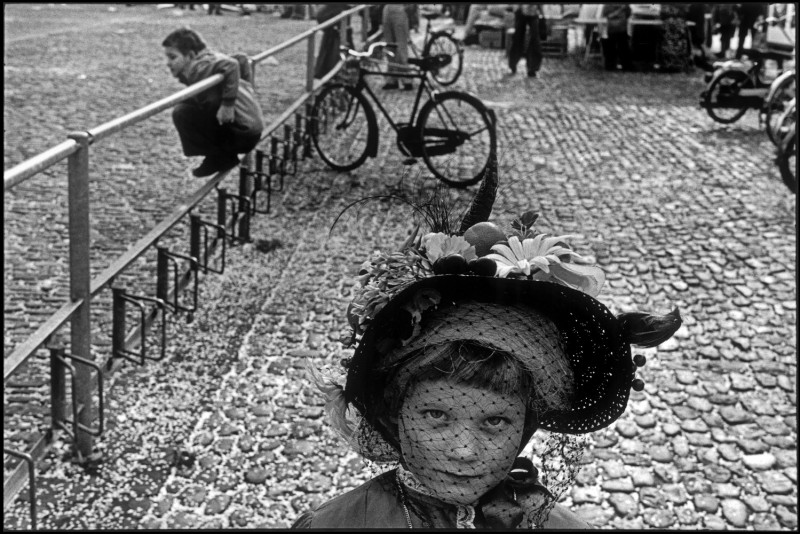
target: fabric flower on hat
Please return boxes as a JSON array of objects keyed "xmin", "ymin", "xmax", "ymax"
[
  {"xmin": 421, "ymin": 232, "xmax": 477, "ymax": 265},
  {"xmin": 485, "ymin": 234, "xmax": 606, "ymax": 297}
]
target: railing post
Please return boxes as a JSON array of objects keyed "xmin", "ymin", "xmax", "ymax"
[
  {"xmin": 360, "ymin": 6, "xmax": 368, "ymax": 45},
  {"xmin": 65, "ymin": 131, "xmax": 94, "ymax": 460},
  {"xmin": 340, "ymin": 12, "xmax": 348, "ymax": 48},
  {"xmin": 306, "ymin": 30, "xmax": 316, "ymax": 92}
]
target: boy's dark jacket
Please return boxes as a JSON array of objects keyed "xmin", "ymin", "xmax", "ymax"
[{"xmin": 178, "ymin": 49, "xmax": 264, "ymax": 136}]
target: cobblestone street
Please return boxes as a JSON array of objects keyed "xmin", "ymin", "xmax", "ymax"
[{"xmin": 4, "ymin": 4, "xmax": 797, "ymax": 530}]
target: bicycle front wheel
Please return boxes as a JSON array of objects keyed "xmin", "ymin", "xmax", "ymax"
[
  {"xmin": 703, "ymin": 70, "xmax": 752, "ymax": 124},
  {"xmin": 311, "ymin": 83, "xmax": 374, "ymax": 172},
  {"xmin": 424, "ymin": 32, "xmax": 463, "ymax": 86},
  {"xmin": 418, "ymin": 92, "xmax": 496, "ymax": 188}
]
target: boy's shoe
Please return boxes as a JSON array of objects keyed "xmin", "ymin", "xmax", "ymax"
[
  {"xmin": 382, "ymin": 82, "xmax": 400, "ymax": 90},
  {"xmin": 192, "ymin": 154, "xmax": 240, "ymax": 177},
  {"xmin": 400, "ymin": 82, "xmax": 413, "ymax": 91}
]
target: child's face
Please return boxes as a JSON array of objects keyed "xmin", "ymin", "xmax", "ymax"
[
  {"xmin": 164, "ymin": 46, "xmax": 194, "ymax": 78},
  {"xmin": 397, "ymin": 379, "xmax": 526, "ymax": 505}
]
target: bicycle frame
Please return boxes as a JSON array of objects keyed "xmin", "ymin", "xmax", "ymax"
[{"xmin": 352, "ymin": 61, "xmax": 439, "ymax": 135}]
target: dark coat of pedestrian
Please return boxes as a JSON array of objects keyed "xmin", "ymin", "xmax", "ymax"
[
  {"xmin": 601, "ymin": 3, "xmax": 634, "ymax": 71},
  {"xmin": 508, "ymin": 4, "xmax": 543, "ymax": 77},
  {"xmin": 314, "ymin": 4, "xmax": 349, "ymax": 80},
  {"xmin": 712, "ymin": 4, "xmax": 738, "ymax": 58},
  {"xmin": 163, "ymin": 27, "xmax": 264, "ymax": 177},
  {"xmin": 735, "ymin": 3, "xmax": 768, "ymax": 58}
]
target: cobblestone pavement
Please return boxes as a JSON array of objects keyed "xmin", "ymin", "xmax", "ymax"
[{"xmin": 4, "ymin": 5, "xmax": 797, "ymax": 530}]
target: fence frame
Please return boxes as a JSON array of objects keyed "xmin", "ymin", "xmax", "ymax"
[{"xmin": 3, "ymin": 4, "xmax": 370, "ymax": 524}]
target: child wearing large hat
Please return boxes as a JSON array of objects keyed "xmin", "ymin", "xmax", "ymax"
[{"xmin": 293, "ymin": 157, "xmax": 681, "ymax": 529}]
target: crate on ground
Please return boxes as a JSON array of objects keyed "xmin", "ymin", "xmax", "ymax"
[
  {"xmin": 479, "ymin": 28, "xmax": 505, "ymax": 49},
  {"xmin": 542, "ymin": 26, "xmax": 568, "ymax": 57}
]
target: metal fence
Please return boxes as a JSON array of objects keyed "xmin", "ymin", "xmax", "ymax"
[{"xmin": 3, "ymin": 5, "xmax": 371, "ymax": 528}]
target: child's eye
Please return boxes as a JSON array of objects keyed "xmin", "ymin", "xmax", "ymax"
[
  {"xmin": 485, "ymin": 416, "xmax": 509, "ymax": 427},
  {"xmin": 422, "ymin": 409, "xmax": 446, "ymax": 421}
]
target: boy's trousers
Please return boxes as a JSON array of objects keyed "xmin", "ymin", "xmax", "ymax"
[{"xmin": 172, "ymin": 103, "xmax": 261, "ymax": 158}]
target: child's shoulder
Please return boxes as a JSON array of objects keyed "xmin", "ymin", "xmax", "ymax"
[
  {"xmin": 543, "ymin": 503, "xmax": 593, "ymax": 529},
  {"xmin": 291, "ymin": 470, "xmax": 408, "ymax": 529}
]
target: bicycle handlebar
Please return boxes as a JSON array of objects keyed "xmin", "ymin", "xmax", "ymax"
[{"xmin": 341, "ymin": 41, "xmax": 396, "ymax": 59}]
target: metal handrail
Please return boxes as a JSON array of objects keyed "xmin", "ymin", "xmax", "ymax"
[{"xmin": 3, "ymin": 5, "xmax": 370, "ymax": 524}]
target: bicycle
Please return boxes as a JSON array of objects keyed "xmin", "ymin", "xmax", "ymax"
[
  {"xmin": 763, "ymin": 68, "xmax": 796, "ymax": 146},
  {"xmin": 776, "ymin": 121, "xmax": 796, "ymax": 194},
  {"xmin": 699, "ymin": 47, "xmax": 793, "ymax": 124},
  {"xmin": 310, "ymin": 42, "xmax": 496, "ymax": 188},
  {"xmin": 408, "ymin": 8, "xmax": 464, "ymax": 86}
]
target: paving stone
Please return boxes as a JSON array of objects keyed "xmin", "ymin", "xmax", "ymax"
[
  {"xmin": 662, "ymin": 423, "xmax": 681, "ymax": 436},
  {"xmin": 205, "ymin": 494, "xmax": 231, "ymax": 515},
  {"xmin": 756, "ymin": 471, "xmax": 794, "ymax": 494},
  {"xmin": 630, "ymin": 468, "xmax": 656, "ymax": 487},
  {"xmin": 642, "ymin": 508, "xmax": 676, "ymax": 528},
  {"xmin": 571, "ymin": 486, "xmax": 602, "ymax": 504},
  {"xmin": 713, "ymin": 483, "xmax": 741, "ymax": 498},
  {"xmin": 721, "ymin": 499, "xmax": 750, "ymax": 527},
  {"xmin": 751, "ymin": 512, "xmax": 781, "ymax": 530},
  {"xmin": 742, "ymin": 453, "xmax": 777, "ymax": 471},
  {"xmin": 737, "ymin": 438, "xmax": 770, "ymax": 454},
  {"xmin": 615, "ymin": 420, "xmax": 639, "ymax": 438},
  {"xmin": 601, "ymin": 478, "xmax": 634, "ymax": 493},
  {"xmin": 680, "ymin": 419, "xmax": 708, "ymax": 433},
  {"xmin": 720, "ymin": 406, "xmax": 754, "ymax": 425},
  {"xmin": 743, "ymin": 494, "xmax": 771, "ymax": 513},
  {"xmin": 694, "ymin": 494, "xmax": 720, "ymax": 513},
  {"xmin": 608, "ymin": 492, "xmax": 638, "ymax": 517},
  {"xmin": 639, "ymin": 487, "xmax": 667, "ymax": 508},
  {"xmin": 662, "ymin": 483, "xmax": 689, "ymax": 505},
  {"xmin": 777, "ymin": 506, "xmax": 799, "ymax": 529},
  {"xmin": 650, "ymin": 445, "xmax": 673, "ymax": 463},
  {"xmin": 704, "ymin": 514, "xmax": 728, "ymax": 529},
  {"xmin": 244, "ymin": 468, "xmax": 269, "ymax": 485},
  {"xmin": 633, "ymin": 413, "xmax": 657, "ymax": 428}
]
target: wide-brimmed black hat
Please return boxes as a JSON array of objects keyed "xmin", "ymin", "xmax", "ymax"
[{"xmin": 330, "ymin": 153, "xmax": 681, "ymax": 455}]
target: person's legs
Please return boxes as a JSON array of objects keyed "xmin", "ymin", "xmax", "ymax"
[
  {"xmin": 172, "ymin": 102, "xmax": 223, "ymax": 157},
  {"xmin": 601, "ymin": 37, "xmax": 617, "ymax": 70},
  {"xmin": 526, "ymin": 15, "xmax": 543, "ymax": 75},
  {"xmin": 617, "ymin": 33, "xmax": 634, "ymax": 70},
  {"xmin": 735, "ymin": 19, "xmax": 753, "ymax": 58},
  {"xmin": 508, "ymin": 10, "xmax": 526, "ymax": 73},
  {"xmin": 719, "ymin": 25, "xmax": 734, "ymax": 56}
]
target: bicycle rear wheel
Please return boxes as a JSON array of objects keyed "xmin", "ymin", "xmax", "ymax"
[
  {"xmin": 311, "ymin": 83, "xmax": 375, "ymax": 171},
  {"xmin": 423, "ymin": 32, "xmax": 463, "ymax": 86},
  {"xmin": 702, "ymin": 70, "xmax": 752, "ymax": 124},
  {"xmin": 418, "ymin": 91, "xmax": 496, "ymax": 188},
  {"xmin": 777, "ymin": 124, "xmax": 797, "ymax": 194}
]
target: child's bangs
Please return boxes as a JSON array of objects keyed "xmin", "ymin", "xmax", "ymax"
[{"xmin": 411, "ymin": 341, "xmax": 532, "ymax": 399}]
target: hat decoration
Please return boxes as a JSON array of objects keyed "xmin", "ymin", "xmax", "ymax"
[{"xmin": 315, "ymin": 152, "xmax": 682, "ymax": 454}]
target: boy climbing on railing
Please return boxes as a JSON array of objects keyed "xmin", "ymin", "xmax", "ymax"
[{"xmin": 162, "ymin": 27, "xmax": 264, "ymax": 177}]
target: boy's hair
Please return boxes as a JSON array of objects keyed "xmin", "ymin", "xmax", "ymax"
[{"xmin": 162, "ymin": 27, "xmax": 207, "ymax": 55}]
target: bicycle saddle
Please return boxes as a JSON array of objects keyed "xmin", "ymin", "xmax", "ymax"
[
  {"xmin": 408, "ymin": 54, "xmax": 452, "ymax": 71},
  {"xmin": 740, "ymin": 48, "xmax": 794, "ymax": 62},
  {"xmin": 420, "ymin": 11, "xmax": 442, "ymax": 20}
]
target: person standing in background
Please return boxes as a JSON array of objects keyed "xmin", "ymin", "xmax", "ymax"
[
  {"xmin": 508, "ymin": 4, "xmax": 543, "ymax": 77},
  {"xmin": 314, "ymin": 4, "xmax": 348, "ymax": 80},
  {"xmin": 735, "ymin": 3, "xmax": 769, "ymax": 58},
  {"xmin": 382, "ymin": 4, "xmax": 418, "ymax": 90},
  {"xmin": 712, "ymin": 4, "xmax": 738, "ymax": 59},
  {"xmin": 601, "ymin": 3, "xmax": 634, "ymax": 71}
]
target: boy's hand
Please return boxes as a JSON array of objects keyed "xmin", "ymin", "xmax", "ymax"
[{"xmin": 217, "ymin": 104, "xmax": 235, "ymax": 125}]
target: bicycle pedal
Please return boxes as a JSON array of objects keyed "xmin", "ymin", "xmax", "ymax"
[{"xmin": 402, "ymin": 157, "xmax": 418, "ymax": 165}]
